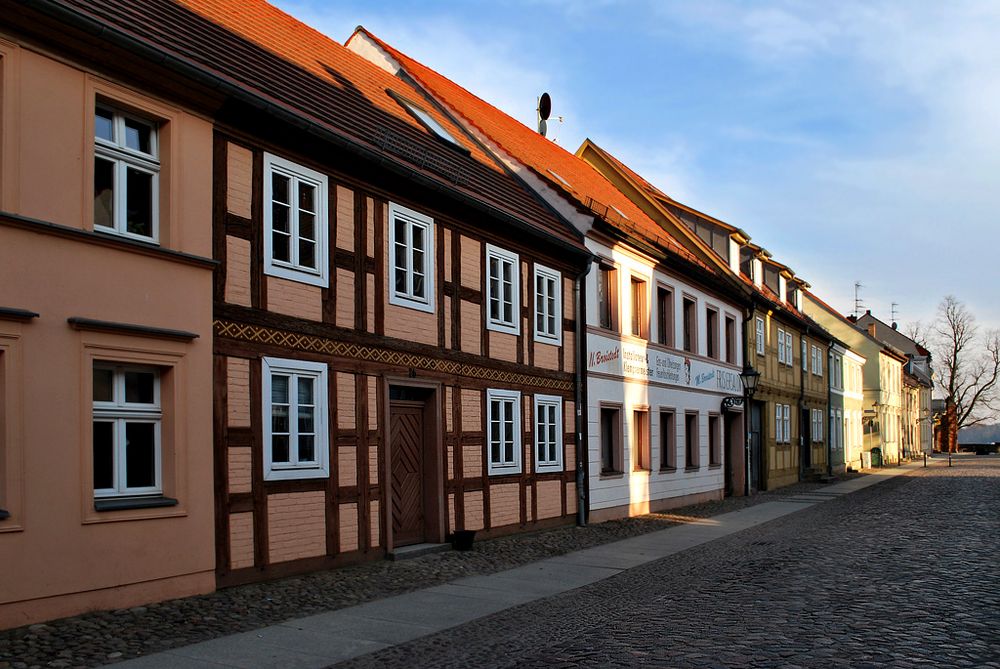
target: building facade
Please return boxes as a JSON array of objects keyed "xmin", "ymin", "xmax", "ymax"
[{"xmin": 0, "ymin": 12, "xmax": 216, "ymax": 626}]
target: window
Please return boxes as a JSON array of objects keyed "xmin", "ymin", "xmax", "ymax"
[
  {"xmin": 264, "ymin": 153, "xmax": 329, "ymax": 287},
  {"xmin": 92, "ymin": 364, "xmax": 162, "ymax": 498},
  {"xmin": 659, "ymin": 409, "xmax": 676, "ymax": 470},
  {"xmin": 785, "ymin": 331, "xmax": 793, "ymax": 367},
  {"xmin": 755, "ymin": 316, "xmax": 765, "ymax": 355},
  {"xmin": 684, "ymin": 411, "xmax": 699, "ymax": 468},
  {"xmin": 656, "ymin": 286, "xmax": 674, "ymax": 347},
  {"xmin": 486, "ymin": 245, "xmax": 520, "ymax": 334},
  {"xmin": 534, "ymin": 395, "xmax": 563, "ymax": 472},
  {"xmin": 94, "ymin": 105, "xmax": 159, "ymax": 242},
  {"xmin": 802, "ymin": 338, "xmax": 808, "ymax": 372},
  {"xmin": 725, "ymin": 315, "xmax": 736, "ymax": 363},
  {"xmin": 597, "ymin": 262, "xmax": 618, "ymax": 330},
  {"xmin": 775, "ymin": 403, "xmax": 784, "ymax": 443},
  {"xmin": 706, "ymin": 307, "xmax": 719, "ymax": 359},
  {"xmin": 777, "ymin": 328, "xmax": 786, "ymax": 364},
  {"xmin": 263, "ymin": 358, "xmax": 329, "ymax": 481},
  {"xmin": 708, "ymin": 414, "xmax": 721, "ymax": 466},
  {"xmin": 630, "ymin": 277, "xmax": 648, "ymax": 339},
  {"xmin": 633, "ymin": 409, "xmax": 650, "ymax": 471},
  {"xmin": 534, "ymin": 265, "xmax": 562, "ymax": 344},
  {"xmin": 811, "ymin": 409, "xmax": 824, "ymax": 442},
  {"xmin": 487, "ymin": 389, "xmax": 522, "ymax": 475},
  {"xmin": 783, "ymin": 405, "xmax": 791, "ymax": 443},
  {"xmin": 600, "ymin": 406, "xmax": 622, "ymax": 474},
  {"xmin": 682, "ymin": 296, "xmax": 697, "ymax": 353},
  {"xmin": 398, "ymin": 98, "xmax": 461, "ymax": 146},
  {"xmin": 811, "ymin": 345, "xmax": 823, "ymax": 376},
  {"xmin": 388, "ymin": 203, "xmax": 434, "ymax": 312}
]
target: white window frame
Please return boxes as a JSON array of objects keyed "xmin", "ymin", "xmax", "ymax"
[
  {"xmin": 755, "ymin": 317, "xmax": 765, "ymax": 355},
  {"xmin": 783, "ymin": 405, "xmax": 791, "ymax": 444},
  {"xmin": 785, "ymin": 331, "xmax": 794, "ymax": 367},
  {"xmin": 533, "ymin": 264, "xmax": 562, "ymax": 345},
  {"xmin": 485, "ymin": 244, "xmax": 520, "ymax": 335},
  {"xmin": 262, "ymin": 357, "xmax": 330, "ymax": 481},
  {"xmin": 388, "ymin": 202, "xmax": 435, "ymax": 313},
  {"xmin": 775, "ymin": 403, "xmax": 784, "ymax": 443},
  {"xmin": 94, "ymin": 105, "xmax": 160, "ymax": 243},
  {"xmin": 533, "ymin": 394, "xmax": 563, "ymax": 472},
  {"xmin": 92, "ymin": 364, "xmax": 162, "ymax": 498},
  {"xmin": 777, "ymin": 328, "xmax": 786, "ymax": 364},
  {"xmin": 263, "ymin": 153, "xmax": 329, "ymax": 287},
  {"xmin": 802, "ymin": 339, "xmax": 808, "ymax": 371},
  {"xmin": 487, "ymin": 388, "xmax": 522, "ymax": 475},
  {"xmin": 811, "ymin": 345, "xmax": 823, "ymax": 376}
]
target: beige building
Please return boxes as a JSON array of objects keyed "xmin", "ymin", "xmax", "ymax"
[
  {"xmin": 842, "ymin": 349, "xmax": 867, "ymax": 470},
  {"xmin": 0, "ymin": 21, "xmax": 216, "ymax": 626}
]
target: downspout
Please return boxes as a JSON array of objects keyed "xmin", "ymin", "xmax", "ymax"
[
  {"xmin": 575, "ymin": 261, "xmax": 592, "ymax": 526},
  {"xmin": 742, "ymin": 304, "xmax": 753, "ymax": 496}
]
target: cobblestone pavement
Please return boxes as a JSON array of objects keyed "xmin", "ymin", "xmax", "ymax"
[
  {"xmin": 337, "ymin": 457, "xmax": 1000, "ymax": 669},
  {"xmin": 0, "ymin": 475, "xmax": 862, "ymax": 668}
]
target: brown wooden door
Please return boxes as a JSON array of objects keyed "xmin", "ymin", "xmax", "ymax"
[{"xmin": 390, "ymin": 401, "xmax": 424, "ymax": 547}]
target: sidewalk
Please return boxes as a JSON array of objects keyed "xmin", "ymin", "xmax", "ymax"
[{"xmin": 113, "ymin": 462, "xmax": 924, "ymax": 669}]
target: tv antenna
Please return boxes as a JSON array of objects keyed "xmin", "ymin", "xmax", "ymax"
[
  {"xmin": 536, "ymin": 92, "xmax": 564, "ymax": 140},
  {"xmin": 853, "ymin": 281, "xmax": 864, "ymax": 318},
  {"xmin": 891, "ymin": 302, "xmax": 899, "ymax": 327}
]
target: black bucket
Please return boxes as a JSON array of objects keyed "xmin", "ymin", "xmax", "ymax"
[{"xmin": 450, "ymin": 529, "xmax": 476, "ymax": 551}]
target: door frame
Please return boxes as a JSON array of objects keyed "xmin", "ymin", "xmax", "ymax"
[{"xmin": 382, "ymin": 376, "xmax": 444, "ymax": 553}]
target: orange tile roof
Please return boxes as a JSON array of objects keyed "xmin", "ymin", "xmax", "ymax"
[
  {"xmin": 355, "ymin": 28, "xmax": 712, "ymax": 271},
  {"xmin": 63, "ymin": 0, "xmax": 580, "ymax": 246}
]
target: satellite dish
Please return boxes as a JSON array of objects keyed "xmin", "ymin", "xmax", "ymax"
[
  {"xmin": 538, "ymin": 92, "xmax": 551, "ymax": 121},
  {"xmin": 538, "ymin": 119, "xmax": 548, "ymax": 137}
]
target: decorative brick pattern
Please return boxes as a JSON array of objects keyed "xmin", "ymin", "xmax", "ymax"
[
  {"xmin": 214, "ymin": 320, "xmax": 572, "ymax": 392},
  {"xmin": 384, "ymin": 302, "xmax": 437, "ymax": 346},
  {"xmin": 225, "ymin": 235, "xmax": 252, "ymax": 307},
  {"xmin": 443, "ymin": 228, "xmax": 452, "ymax": 281},
  {"xmin": 366, "ymin": 274, "xmax": 375, "ymax": 333},
  {"xmin": 461, "ymin": 389, "xmax": 481, "ymax": 432},
  {"xmin": 337, "ymin": 372, "xmax": 355, "ymax": 429},
  {"xmin": 491, "ymin": 331, "xmax": 518, "ymax": 363},
  {"xmin": 338, "ymin": 446, "xmax": 356, "ymax": 487},
  {"xmin": 366, "ymin": 197, "xmax": 376, "ymax": 258},
  {"xmin": 460, "ymin": 237, "xmax": 480, "ymax": 289},
  {"xmin": 460, "ymin": 300, "xmax": 481, "ymax": 356},
  {"xmin": 268, "ymin": 276, "xmax": 323, "ymax": 321},
  {"xmin": 534, "ymin": 342, "xmax": 559, "ymax": 370},
  {"xmin": 226, "ymin": 357, "xmax": 250, "ymax": 427},
  {"xmin": 369, "ymin": 500, "xmax": 380, "ymax": 548},
  {"xmin": 445, "ymin": 386, "xmax": 454, "ymax": 433},
  {"xmin": 447, "ymin": 493, "xmax": 456, "ymax": 535},
  {"xmin": 444, "ymin": 296, "xmax": 452, "ymax": 349},
  {"xmin": 340, "ymin": 503, "xmax": 359, "ymax": 552},
  {"xmin": 336, "ymin": 268, "xmax": 354, "ymax": 329},
  {"xmin": 463, "ymin": 490, "xmax": 484, "ymax": 531},
  {"xmin": 490, "ymin": 483, "xmax": 520, "ymax": 528},
  {"xmin": 228, "ymin": 511, "xmax": 255, "ymax": 569},
  {"xmin": 336, "ymin": 186, "xmax": 354, "ymax": 252},
  {"xmin": 536, "ymin": 480, "xmax": 562, "ymax": 519},
  {"xmin": 226, "ymin": 142, "xmax": 252, "ymax": 218},
  {"xmin": 463, "ymin": 442, "xmax": 481, "ymax": 479},
  {"xmin": 267, "ymin": 491, "xmax": 326, "ymax": 563},
  {"xmin": 367, "ymin": 376, "xmax": 379, "ymax": 429},
  {"xmin": 228, "ymin": 447, "xmax": 252, "ymax": 494}
]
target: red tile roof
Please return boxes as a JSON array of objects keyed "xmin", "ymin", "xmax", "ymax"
[
  {"xmin": 353, "ymin": 28, "xmax": 711, "ymax": 270},
  {"xmin": 59, "ymin": 0, "xmax": 581, "ymax": 248}
]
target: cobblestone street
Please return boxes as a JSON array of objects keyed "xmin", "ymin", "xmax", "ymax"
[{"xmin": 339, "ymin": 457, "xmax": 1000, "ymax": 669}]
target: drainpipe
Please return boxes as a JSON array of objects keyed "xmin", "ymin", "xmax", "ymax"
[
  {"xmin": 574, "ymin": 261, "xmax": 592, "ymax": 526},
  {"xmin": 742, "ymin": 305, "xmax": 753, "ymax": 496}
]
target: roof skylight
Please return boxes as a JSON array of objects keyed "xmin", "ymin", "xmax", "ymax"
[
  {"xmin": 399, "ymin": 99, "xmax": 461, "ymax": 146},
  {"xmin": 547, "ymin": 169, "xmax": 571, "ymax": 188}
]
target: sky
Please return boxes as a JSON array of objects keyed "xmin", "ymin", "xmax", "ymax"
[{"xmin": 273, "ymin": 0, "xmax": 1000, "ymax": 332}]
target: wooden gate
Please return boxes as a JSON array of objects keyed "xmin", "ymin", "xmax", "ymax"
[{"xmin": 390, "ymin": 400, "xmax": 424, "ymax": 547}]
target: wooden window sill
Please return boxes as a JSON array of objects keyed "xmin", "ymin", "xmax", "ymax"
[{"xmin": 94, "ymin": 495, "xmax": 178, "ymax": 512}]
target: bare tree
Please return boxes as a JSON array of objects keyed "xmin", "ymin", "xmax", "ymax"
[
  {"xmin": 931, "ymin": 295, "xmax": 1000, "ymax": 429},
  {"xmin": 904, "ymin": 320, "xmax": 929, "ymax": 348}
]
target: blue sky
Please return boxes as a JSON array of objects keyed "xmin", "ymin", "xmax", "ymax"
[{"xmin": 274, "ymin": 0, "xmax": 1000, "ymax": 332}]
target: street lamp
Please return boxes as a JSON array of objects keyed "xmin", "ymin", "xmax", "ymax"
[{"xmin": 739, "ymin": 363, "xmax": 760, "ymax": 496}]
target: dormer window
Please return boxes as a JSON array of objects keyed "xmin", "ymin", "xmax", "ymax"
[{"xmin": 396, "ymin": 96, "xmax": 462, "ymax": 147}]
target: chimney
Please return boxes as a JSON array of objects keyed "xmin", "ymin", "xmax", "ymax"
[
  {"xmin": 866, "ymin": 309, "xmax": 871, "ymax": 315},
  {"xmin": 868, "ymin": 324, "xmax": 877, "ymax": 338}
]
